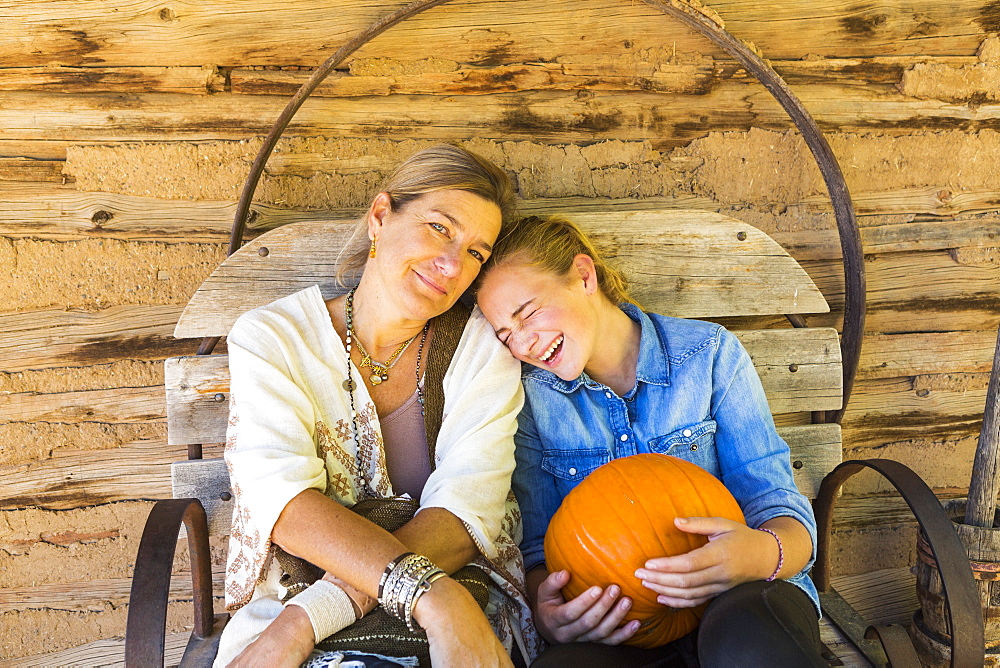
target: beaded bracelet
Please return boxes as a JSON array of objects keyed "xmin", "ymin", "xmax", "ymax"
[{"xmin": 759, "ymin": 527, "xmax": 784, "ymax": 582}]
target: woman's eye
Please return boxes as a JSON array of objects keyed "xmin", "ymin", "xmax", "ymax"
[
  {"xmin": 430, "ymin": 222, "xmax": 447, "ymax": 234},
  {"xmin": 469, "ymin": 249, "xmax": 485, "ymax": 262}
]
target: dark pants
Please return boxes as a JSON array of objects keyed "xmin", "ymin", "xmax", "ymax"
[{"xmin": 530, "ymin": 580, "xmax": 827, "ymax": 668}]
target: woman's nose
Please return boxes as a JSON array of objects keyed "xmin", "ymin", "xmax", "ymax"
[{"xmin": 435, "ymin": 246, "xmax": 461, "ymax": 277}]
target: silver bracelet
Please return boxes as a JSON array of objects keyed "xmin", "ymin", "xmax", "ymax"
[{"xmin": 377, "ymin": 553, "xmax": 446, "ymax": 632}]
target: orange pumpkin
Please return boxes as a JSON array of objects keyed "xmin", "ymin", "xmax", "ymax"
[{"xmin": 543, "ymin": 453, "xmax": 745, "ymax": 648}]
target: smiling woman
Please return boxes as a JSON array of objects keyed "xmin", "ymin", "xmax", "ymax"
[{"xmin": 216, "ymin": 144, "xmax": 542, "ymax": 668}]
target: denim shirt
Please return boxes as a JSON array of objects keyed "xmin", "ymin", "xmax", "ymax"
[{"xmin": 511, "ymin": 304, "xmax": 820, "ymax": 613}]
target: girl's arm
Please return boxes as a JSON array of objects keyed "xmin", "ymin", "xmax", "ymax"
[{"xmin": 637, "ymin": 326, "xmax": 816, "ymax": 605}]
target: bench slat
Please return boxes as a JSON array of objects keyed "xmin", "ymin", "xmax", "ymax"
[
  {"xmin": 173, "ymin": 423, "xmax": 840, "ymax": 536},
  {"xmin": 174, "ymin": 211, "xmax": 829, "ymax": 339},
  {"xmin": 166, "ymin": 327, "xmax": 841, "ymax": 446}
]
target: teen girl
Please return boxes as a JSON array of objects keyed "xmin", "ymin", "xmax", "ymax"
[{"xmin": 476, "ymin": 215, "xmax": 827, "ymax": 667}]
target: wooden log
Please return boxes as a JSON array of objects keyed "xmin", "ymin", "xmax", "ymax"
[
  {"xmin": 803, "ymin": 248, "xmax": 1000, "ymax": 334},
  {"xmin": 230, "ymin": 55, "xmax": 984, "ymax": 98},
  {"xmin": 3, "ymin": 85, "xmax": 1000, "ymax": 145},
  {"xmin": 174, "ymin": 212, "xmax": 828, "ymax": 338},
  {"xmin": 0, "ymin": 439, "xmax": 223, "ymax": 511},
  {"xmin": 843, "ymin": 377, "xmax": 988, "ymax": 453},
  {"xmin": 231, "ymin": 59, "xmax": 721, "ymax": 97},
  {"xmin": 0, "ymin": 66, "xmax": 225, "ymax": 94},
  {"xmin": 0, "ymin": 0, "xmax": 988, "ymax": 68},
  {"xmin": 0, "ymin": 139, "xmax": 73, "ymax": 161},
  {"xmin": 0, "ymin": 305, "xmax": 189, "ymax": 372},
  {"xmin": 0, "ymin": 158, "xmax": 67, "ymax": 182},
  {"xmin": 0, "ymin": 385, "xmax": 164, "ymax": 424},
  {"xmin": 0, "ymin": 182, "xmax": 343, "ymax": 243},
  {"xmin": 3, "ymin": 181, "xmax": 998, "ymax": 245},
  {"xmin": 858, "ymin": 331, "xmax": 1000, "ymax": 380},
  {"xmin": 966, "ymin": 328, "xmax": 1000, "ymax": 527},
  {"xmin": 0, "ymin": 570, "xmax": 224, "ymax": 614}
]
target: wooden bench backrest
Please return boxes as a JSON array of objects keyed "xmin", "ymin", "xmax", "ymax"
[{"xmin": 167, "ymin": 210, "xmax": 842, "ymax": 535}]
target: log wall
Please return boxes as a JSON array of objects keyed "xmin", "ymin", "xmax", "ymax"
[{"xmin": 2, "ymin": 0, "xmax": 999, "ymax": 660}]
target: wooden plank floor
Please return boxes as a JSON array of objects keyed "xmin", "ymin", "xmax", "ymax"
[
  {"xmin": 3, "ymin": 632, "xmax": 188, "ymax": 667},
  {"xmin": 6, "ymin": 568, "xmax": 918, "ymax": 666}
]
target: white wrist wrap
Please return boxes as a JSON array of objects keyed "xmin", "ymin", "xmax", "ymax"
[{"xmin": 285, "ymin": 579, "xmax": 357, "ymax": 643}]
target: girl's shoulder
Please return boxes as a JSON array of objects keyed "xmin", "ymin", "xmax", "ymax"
[{"xmin": 640, "ymin": 310, "xmax": 728, "ymax": 363}]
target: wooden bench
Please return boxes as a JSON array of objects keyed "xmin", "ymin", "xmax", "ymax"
[{"xmin": 125, "ymin": 208, "xmax": 974, "ymax": 667}]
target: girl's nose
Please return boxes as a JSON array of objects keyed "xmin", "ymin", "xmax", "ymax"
[{"xmin": 508, "ymin": 328, "xmax": 537, "ymax": 358}]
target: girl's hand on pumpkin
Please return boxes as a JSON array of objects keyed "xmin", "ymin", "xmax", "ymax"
[
  {"xmin": 534, "ymin": 569, "xmax": 640, "ymax": 645},
  {"xmin": 634, "ymin": 516, "xmax": 779, "ymax": 608}
]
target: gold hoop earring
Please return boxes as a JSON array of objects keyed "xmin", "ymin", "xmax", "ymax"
[{"xmin": 369, "ymin": 239, "xmax": 377, "ymax": 258}]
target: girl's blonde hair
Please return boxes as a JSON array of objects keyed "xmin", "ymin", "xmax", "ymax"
[
  {"xmin": 482, "ymin": 214, "xmax": 635, "ymax": 305},
  {"xmin": 337, "ymin": 143, "xmax": 516, "ymax": 284}
]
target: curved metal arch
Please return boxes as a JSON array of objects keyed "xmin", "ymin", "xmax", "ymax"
[
  {"xmin": 218, "ymin": 0, "xmax": 865, "ymax": 425},
  {"xmin": 813, "ymin": 459, "xmax": 983, "ymax": 668}
]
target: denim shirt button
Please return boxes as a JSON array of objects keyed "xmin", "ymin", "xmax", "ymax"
[
  {"xmin": 568, "ymin": 467, "xmax": 577, "ymax": 475},
  {"xmin": 682, "ymin": 429, "xmax": 692, "ymax": 437},
  {"xmin": 620, "ymin": 434, "xmax": 628, "ymax": 441},
  {"xmin": 691, "ymin": 444, "xmax": 699, "ymax": 451},
  {"xmin": 605, "ymin": 391, "xmax": 613, "ymax": 399}
]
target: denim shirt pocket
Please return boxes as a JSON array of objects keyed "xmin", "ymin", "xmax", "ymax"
[
  {"xmin": 541, "ymin": 448, "xmax": 611, "ymax": 483},
  {"xmin": 647, "ymin": 420, "xmax": 719, "ymax": 473}
]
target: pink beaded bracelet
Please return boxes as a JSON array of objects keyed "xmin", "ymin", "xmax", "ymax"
[{"xmin": 759, "ymin": 528, "xmax": 784, "ymax": 582}]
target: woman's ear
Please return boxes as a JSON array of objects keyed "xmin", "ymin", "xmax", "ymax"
[
  {"xmin": 367, "ymin": 192, "xmax": 393, "ymax": 241},
  {"xmin": 573, "ymin": 253, "xmax": 599, "ymax": 295}
]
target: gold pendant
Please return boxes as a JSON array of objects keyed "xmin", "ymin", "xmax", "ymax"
[{"xmin": 370, "ymin": 374, "xmax": 383, "ymax": 385}]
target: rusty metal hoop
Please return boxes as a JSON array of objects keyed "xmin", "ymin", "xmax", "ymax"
[
  {"xmin": 125, "ymin": 498, "xmax": 215, "ymax": 668},
  {"xmin": 210, "ymin": 0, "xmax": 865, "ymax": 426},
  {"xmin": 813, "ymin": 459, "xmax": 984, "ymax": 668}
]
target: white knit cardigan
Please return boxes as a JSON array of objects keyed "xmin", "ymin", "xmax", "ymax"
[{"xmin": 213, "ymin": 286, "xmax": 540, "ymax": 665}]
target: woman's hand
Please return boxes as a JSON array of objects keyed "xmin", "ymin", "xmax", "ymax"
[
  {"xmin": 634, "ymin": 516, "xmax": 780, "ymax": 608},
  {"xmin": 414, "ymin": 576, "xmax": 514, "ymax": 668},
  {"xmin": 532, "ymin": 569, "xmax": 640, "ymax": 646},
  {"xmin": 226, "ymin": 604, "xmax": 315, "ymax": 668}
]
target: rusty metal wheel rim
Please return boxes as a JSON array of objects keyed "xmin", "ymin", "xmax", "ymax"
[{"xmin": 218, "ymin": 0, "xmax": 865, "ymax": 425}]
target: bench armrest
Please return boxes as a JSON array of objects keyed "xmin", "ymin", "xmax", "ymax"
[{"xmin": 125, "ymin": 498, "xmax": 215, "ymax": 668}]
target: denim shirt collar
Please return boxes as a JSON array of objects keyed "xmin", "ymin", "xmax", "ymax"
[{"xmin": 521, "ymin": 303, "xmax": 671, "ymax": 394}]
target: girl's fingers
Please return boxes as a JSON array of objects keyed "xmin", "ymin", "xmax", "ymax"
[{"xmin": 579, "ymin": 595, "xmax": 633, "ymax": 641}]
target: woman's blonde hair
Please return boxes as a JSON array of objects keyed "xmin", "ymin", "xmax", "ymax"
[
  {"xmin": 482, "ymin": 214, "xmax": 635, "ymax": 305},
  {"xmin": 337, "ymin": 143, "xmax": 516, "ymax": 284}
]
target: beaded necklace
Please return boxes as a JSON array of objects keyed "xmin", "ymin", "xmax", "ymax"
[{"xmin": 343, "ymin": 287, "xmax": 429, "ymax": 490}]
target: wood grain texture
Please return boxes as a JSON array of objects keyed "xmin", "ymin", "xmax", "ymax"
[
  {"xmin": 0, "ymin": 439, "xmax": 225, "ymax": 511},
  {"xmin": 0, "ymin": 0, "xmax": 990, "ymax": 68},
  {"xmin": 174, "ymin": 212, "xmax": 828, "ymax": 338},
  {"xmin": 0, "ymin": 66, "xmax": 225, "ymax": 94},
  {"xmin": 8, "ymin": 182, "xmax": 997, "ymax": 244},
  {"xmin": 0, "ymin": 182, "xmax": 341, "ymax": 243},
  {"xmin": 0, "ymin": 570, "xmax": 224, "ymax": 614},
  {"xmin": 172, "ymin": 459, "xmax": 233, "ymax": 537},
  {"xmin": 1, "ymin": 385, "xmax": 164, "ymax": 423},
  {"xmin": 3, "ymin": 84, "xmax": 1000, "ymax": 145},
  {"xmin": 0, "ymin": 304, "xmax": 189, "ymax": 372}
]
